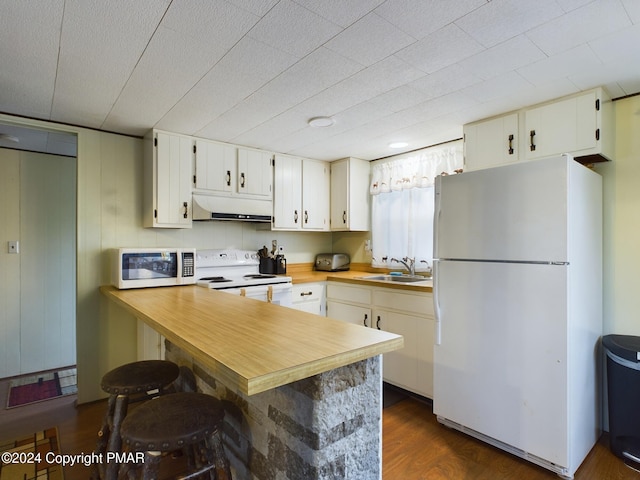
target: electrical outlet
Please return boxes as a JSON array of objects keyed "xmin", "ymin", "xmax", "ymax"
[
  {"xmin": 8, "ymin": 240, "xmax": 19, "ymax": 254},
  {"xmin": 278, "ymin": 245, "xmax": 285, "ymax": 254}
]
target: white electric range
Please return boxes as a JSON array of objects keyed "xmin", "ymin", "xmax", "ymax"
[{"xmin": 195, "ymin": 249, "xmax": 293, "ymax": 307}]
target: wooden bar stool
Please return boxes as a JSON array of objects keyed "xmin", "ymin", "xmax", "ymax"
[
  {"xmin": 119, "ymin": 392, "xmax": 232, "ymax": 480},
  {"xmin": 95, "ymin": 360, "xmax": 180, "ymax": 480}
]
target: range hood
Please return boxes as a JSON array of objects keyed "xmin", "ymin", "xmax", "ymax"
[{"xmin": 192, "ymin": 194, "xmax": 272, "ymax": 223}]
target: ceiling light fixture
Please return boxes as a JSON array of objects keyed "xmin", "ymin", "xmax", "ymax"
[
  {"xmin": 389, "ymin": 142, "xmax": 408, "ymax": 149},
  {"xmin": 308, "ymin": 116, "xmax": 335, "ymax": 128}
]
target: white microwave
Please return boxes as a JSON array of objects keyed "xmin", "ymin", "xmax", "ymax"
[{"xmin": 112, "ymin": 248, "xmax": 196, "ymax": 289}]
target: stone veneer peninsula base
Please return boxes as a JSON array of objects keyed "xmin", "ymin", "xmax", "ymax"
[{"xmin": 166, "ymin": 340, "xmax": 382, "ymax": 480}]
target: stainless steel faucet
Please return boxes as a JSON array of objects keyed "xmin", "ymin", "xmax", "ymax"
[{"xmin": 391, "ymin": 257, "xmax": 415, "ymax": 275}]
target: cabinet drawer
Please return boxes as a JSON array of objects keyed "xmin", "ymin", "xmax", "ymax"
[
  {"xmin": 292, "ymin": 283, "xmax": 324, "ymax": 304},
  {"xmin": 374, "ymin": 289, "xmax": 433, "ymax": 316},
  {"xmin": 327, "ymin": 283, "xmax": 371, "ymax": 305}
]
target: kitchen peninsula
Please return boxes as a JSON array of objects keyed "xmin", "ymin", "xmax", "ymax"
[{"xmin": 101, "ymin": 285, "xmax": 403, "ymax": 480}]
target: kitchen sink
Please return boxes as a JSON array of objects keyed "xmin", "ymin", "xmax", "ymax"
[{"xmin": 358, "ymin": 274, "xmax": 430, "ymax": 283}]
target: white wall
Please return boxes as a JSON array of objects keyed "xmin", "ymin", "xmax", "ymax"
[{"xmin": 600, "ymin": 94, "xmax": 640, "ymax": 337}]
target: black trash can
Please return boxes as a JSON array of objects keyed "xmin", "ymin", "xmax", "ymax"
[{"xmin": 603, "ymin": 334, "xmax": 640, "ymax": 471}]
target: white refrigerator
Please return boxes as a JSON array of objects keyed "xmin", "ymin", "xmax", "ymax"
[{"xmin": 432, "ymin": 155, "xmax": 602, "ymax": 478}]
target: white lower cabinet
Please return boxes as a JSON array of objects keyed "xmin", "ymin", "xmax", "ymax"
[
  {"xmin": 290, "ymin": 282, "xmax": 326, "ymax": 316},
  {"xmin": 137, "ymin": 320, "xmax": 165, "ymax": 360},
  {"xmin": 326, "ymin": 282, "xmax": 434, "ymax": 398}
]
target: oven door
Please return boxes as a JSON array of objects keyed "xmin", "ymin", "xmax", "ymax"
[{"xmin": 220, "ymin": 283, "xmax": 293, "ymax": 307}]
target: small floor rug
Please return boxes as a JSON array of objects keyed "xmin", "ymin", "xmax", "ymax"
[
  {"xmin": 6, "ymin": 368, "xmax": 77, "ymax": 408},
  {"xmin": 0, "ymin": 427, "xmax": 64, "ymax": 480}
]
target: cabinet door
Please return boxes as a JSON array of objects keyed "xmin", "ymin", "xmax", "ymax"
[
  {"xmin": 375, "ymin": 309, "xmax": 418, "ymax": 391},
  {"xmin": 155, "ymin": 131, "xmax": 192, "ymax": 227},
  {"xmin": 330, "ymin": 158, "xmax": 370, "ymax": 231},
  {"xmin": 237, "ymin": 148, "xmax": 272, "ymax": 198},
  {"xmin": 302, "ymin": 159, "xmax": 330, "ymax": 230},
  {"xmin": 464, "ymin": 113, "xmax": 518, "ymax": 171},
  {"xmin": 524, "ymin": 91, "xmax": 597, "ymax": 160},
  {"xmin": 326, "ymin": 300, "xmax": 371, "ymax": 327},
  {"xmin": 330, "ymin": 160, "xmax": 348, "ymax": 229},
  {"xmin": 194, "ymin": 139, "xmax": 236, "ymax": 194},
  {"xmin": 273, "ymin": 155, "xmax": 302, "ymax": 229}
]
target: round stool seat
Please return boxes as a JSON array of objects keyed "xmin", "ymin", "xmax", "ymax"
[
  {"xmin": 101, "ymin": 360, "xmax": 179, "ymax": 395},
  {"xmin": 121, "ymin": 393, "xmax": 225, "ymax": 452}
]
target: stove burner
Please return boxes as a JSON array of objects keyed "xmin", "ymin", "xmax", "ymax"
[
  {"xmin": 200, "ymin": 276, "xmax": 232, "ymax": 283},
  {"xmin": 243, "ymin": 274, "xmax": 276, "ymax": 279}
]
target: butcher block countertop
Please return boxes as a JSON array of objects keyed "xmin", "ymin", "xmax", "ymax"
[{"xmin": 101, "ymin": 285, "xmax": 403, "ymax": 396}]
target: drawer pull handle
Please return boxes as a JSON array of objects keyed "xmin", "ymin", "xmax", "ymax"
[
  {"xmin": 300, "ymin": 291, "xmax": 313, "ymax": 296},
  {"xmin": 376, "ymin": 315, "xmax": 381, "ymax": 330},
  {"xmin": 363, "ymin": 313, "xmax": 369, "ymax": 328},
  {"xmin": 226, "ymin": 170, "xmax": 231, "ymax": 186}
]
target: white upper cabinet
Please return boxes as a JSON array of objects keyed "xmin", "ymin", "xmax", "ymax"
[
  {"xmin": 464, "ymin": 113, "xmax": 519, "ymax": 172},
  {"xmin": 524, "ymin": 88, "xmax": 613, "ymax": 162},
  {"xmin": 272, "ymin": 154, "xmax": 330, "ymax": 231},
  {"xmin": 195, "ymin": 140, "xmax": 272, "ymax": 199},
  {"xmin": 237, "ymin": 147, "xmax": 273, "ymax": 199},
  {"xmin": 194, "ymin": 139, "xmax": 236, "ymax": 195},
  {"xmin": 144, "ymin": 130, "xmax": 193, "ymax": 228},
  {"xmin": 273, "ymin": 154, "xmax": 302, "ymax": 229},
  {"xmin": 463, "ymin": 87, "xmax": 614, "ymax": 171},
  {"xmin": 302, "ymin": 158, "xmax": 330, "ymax": 230},
  {"xmin": 330, "ymin": 157, "xmax": 370, "ymax": 231}
]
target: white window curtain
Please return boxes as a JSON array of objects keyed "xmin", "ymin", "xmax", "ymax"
[{"xmin": 370, "ymin": 143, "xmax": 463, "ymax": 272}]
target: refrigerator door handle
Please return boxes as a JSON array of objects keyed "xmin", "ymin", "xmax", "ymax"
[
  {"xmin": 433, "ymin": 176, "xmax": 441, "ymax": 258},
  {"xmin": 433, "ymin": 260, "xmax": 441, "ymax": 345}
]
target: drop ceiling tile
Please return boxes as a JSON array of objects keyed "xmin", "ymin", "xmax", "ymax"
[
  {"xmin": 556, "ymin": 0, "xmax": 596, "ymax": 12},
  {"xmin": 161, "ymin": 0, "xmax": 259, "ymax": 51},
  {"xmin": 457, "ymin": 35, "xmax": 547, "ymax": 80},
  {"xmin": 589, "ymin": 23, "xmax": 640, "ymax": 65},
  {"xmin": 455, "ymin": 0, "xmax": 564, "ymax": 48},
  {"xmin": 517, "ymin": 44, "xmax": 603, "ymax": 86},
  {"xmin": 375, "ymin": 0, "xmax": 485, "ymax": 40},
  {"xmin": 246, "ymin": 0, "xmax": 342, "ymax": 58},
  {"xmin": 504, "ymin": 78, "xmax": 580, "ymax": 108},
  {"xmin": 231, "ymin": 108, "xmax": 310, "ymax": 148},
  {"xmin": 156, "ymin": 36, "xmax": 298, "ymax": 133},
  {"xmin": 225, "ymin": 0, "xmax": 279, "ymax": 16},
  {"xmin": 323, "ymin": 13, "xmax": 415, "ymax": 66},
  {"xmin": 527, "ymin": 0, "xmax": 631, "ymax": 55},
  {"xmin": 461, "ymin": 71, "xmax": 533, "ymax": 102},
  {"xmin": 366, "ymin": 85, "xmax": 431, "ymax": 113},
  {"xmin": 249, "ymin": 47, "xmax": 364, "ymax": 112},
  {"xmin": 569, "ymin": 59, "xmax": 640, "ymax": 95},
  {"xmin": 293, "ymin": 0, "xmax": 385, "ymax": 28},
  {"xmin": 296, "ymin": 55, "xmax": 424, "ymax": 115},
  {"xmin": 621, "ymin": 0, "xmax": 640, "ymax": 22},
  {"xmin": 0, "ymin": 0, "xmax": 63, "ymax": 119},
  {"xmin": 52, "ymin": 0, "xmax": 169, "ymax": 128},
  {"xmin": 395, "ymin": 24, "xmax": 485, "ymax": 74},
  {"xmin": 408, "ymin": 64, "xmax": 482, "ymax": 100},
  {"xmin": 102, "ymin": 25, "xmax": 228, "ymax": 134}
]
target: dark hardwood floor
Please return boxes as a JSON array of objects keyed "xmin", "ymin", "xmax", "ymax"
[{"xmin": 1, "ymin": 379, "xmax": 638, "ymax": 479}]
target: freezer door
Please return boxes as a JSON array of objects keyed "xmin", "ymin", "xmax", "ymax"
[
  {"xmin": 433, "ymin": 260, "xmax": 569, "ymax": 467},
  {"xmin": 434, "ymin": 157, "xmax": 569, "ymax": 262}
]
